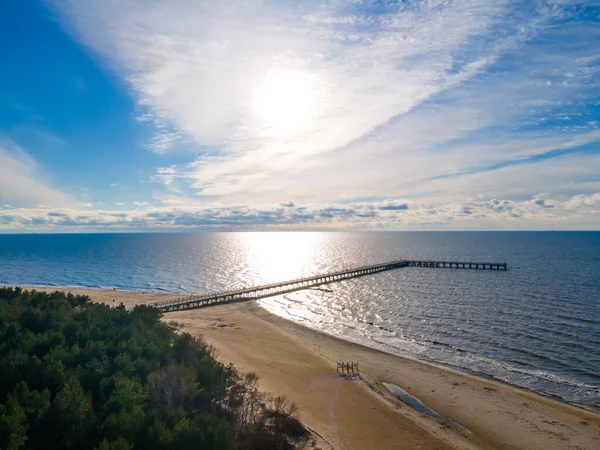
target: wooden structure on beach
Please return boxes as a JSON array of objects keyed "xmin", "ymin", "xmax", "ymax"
[
  {"xmin": 152, "ymin": 259, "xmax": 506, "ymax": 313},
  {"xmin": 337, "ymin": 362, "xmax": 359, "ymax": 377}
]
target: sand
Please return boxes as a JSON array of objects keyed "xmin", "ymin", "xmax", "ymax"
[{"xmin": 15, "ymin": 286, "xmax": 600, "ymax": 449}]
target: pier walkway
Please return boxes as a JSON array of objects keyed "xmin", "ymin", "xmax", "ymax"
[{"xmin": 153, "ymin": 259, "xmax": 506, "ymax": 313}]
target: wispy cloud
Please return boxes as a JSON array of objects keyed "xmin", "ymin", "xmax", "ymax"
[
  {"xmin": 40, "ymin": 0, "xmax": 600, "ymax": 229},
  {"xmin": 0, "ymin": 139, "xmax": 76, "ymax": 208}
]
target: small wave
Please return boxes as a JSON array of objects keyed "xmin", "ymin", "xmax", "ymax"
[
  {"xmin": 428, "ymin": 339, "xmax": 467, "ymax": 353},
  {"xmin": 280, "ymin": 294, "xmax": 305, "ymax": 305},
  {"xmin": 555, "ymin": 314, "xmax": 600, "ymax": 326},
  {"xmin": 469, "ymin": 355, "xmax": 600, "ymax": 391}
]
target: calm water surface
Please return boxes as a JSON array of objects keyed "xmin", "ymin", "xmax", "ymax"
[{"xmin": 1, "ymin": 231, "xmax": 599, "ymax": 410}]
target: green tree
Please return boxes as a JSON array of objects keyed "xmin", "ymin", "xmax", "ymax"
[
  {"xmin": 49, "ymin": 376, "xmax": 95, "ymax": 448},
  {"xmin": 0, "ymin": 288, "xmax": 308, "ymax": 449},
  {"xmin": 0, "ymin": 395, "xmax": 28, "ymax": 450}
]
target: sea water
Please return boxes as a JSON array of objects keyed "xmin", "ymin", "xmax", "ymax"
[{"xmin": 0, "ymin": 231, "xmax": 598, "ymax": 410}]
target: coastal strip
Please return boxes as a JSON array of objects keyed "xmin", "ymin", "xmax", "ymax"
[{"xmin": 15, "ymin": 286, "xmax": 600, "ymax": 450}]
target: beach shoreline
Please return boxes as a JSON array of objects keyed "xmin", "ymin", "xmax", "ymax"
[
  {"xmin": 260, "ymin": 295, "xmax": 600, "ymax": 415},
  {"xmin": 8, "ymin": 285, "xmax": 600, "ymax": 449},
  {"xmin": 9, "ymin": 283, "xmax": 596, "ymax": 412}
]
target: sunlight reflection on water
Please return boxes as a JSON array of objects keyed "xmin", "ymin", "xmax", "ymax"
[
  {"xmin": 1, "ymin": 231, "xmax": 599, "ymax": 409},
  {"xmin": 242, "ymin": 232, "xmax": 322, "ymax": 284}
]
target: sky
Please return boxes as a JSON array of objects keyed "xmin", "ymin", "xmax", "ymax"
[{"xmin": 1, "ymin": 0, "xmax": 599, "ymax": 231}]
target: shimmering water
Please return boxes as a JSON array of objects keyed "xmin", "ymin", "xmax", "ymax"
[{"xmin": 0, "ymin": 231, "xmax": 599, "ymax": 410}]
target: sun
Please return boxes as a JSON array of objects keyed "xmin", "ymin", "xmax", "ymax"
[{"xmin": 252, "ymin": 70, "xmax": 316, "ymax": 137}]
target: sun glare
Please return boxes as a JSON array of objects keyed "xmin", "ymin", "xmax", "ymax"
[
  {"xmin": 243, "ymin": 232, "xmax": 322, "ymax": 284},
  {"xmin": 253, "ymin": 70, "xmax": 316, "ymax": 137}
]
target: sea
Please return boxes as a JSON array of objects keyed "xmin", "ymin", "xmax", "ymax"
[{"xmin": 1, "ymin": 231, "xmax": 599, "ymax": 411}]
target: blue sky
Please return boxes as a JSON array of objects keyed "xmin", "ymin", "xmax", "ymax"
[{"xmin": 1, "ymin": 0, "xmax": 599, "ymax": 231}]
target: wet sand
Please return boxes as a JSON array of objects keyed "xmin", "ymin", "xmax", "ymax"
[{"xmin": 16, "ymin": 286, "xmax": 600, "ymax": 449}]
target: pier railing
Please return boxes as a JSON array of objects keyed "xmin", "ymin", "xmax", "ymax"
[
  {"xmin": 152, "ymin": 259, "xmax": 506, "ymax": 313},
  {"xmin": 407, "ymin": 261, "xmax": 506, "ymax": 270}
]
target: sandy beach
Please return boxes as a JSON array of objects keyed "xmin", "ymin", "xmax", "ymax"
[{"xmin": 15, "ymin": 286, "xmax": 600, "ymax": 449}]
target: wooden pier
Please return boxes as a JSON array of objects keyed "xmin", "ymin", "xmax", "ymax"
[
  {"xmin": 407, "ymin": 261, "xmax": 507, "ymax": 270},
  {"xmin": 152, "ymin": 259, "xmax": 506, "ymax": 313}
]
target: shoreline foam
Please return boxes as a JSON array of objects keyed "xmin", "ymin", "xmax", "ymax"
[{"xmin": 257, "ymin": 294, "xmax": 600, "ymax": 414}]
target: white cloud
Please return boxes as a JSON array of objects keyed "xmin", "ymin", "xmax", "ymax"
[
  {"xmin": 45, "ymin": 0, "xmax": 600, "ymax": 229},
  {"xmin": 414, "ymin": 151, "xmax": 600, "ymax": 203},
  {"xmin": 157, "ymin": 130, "xmax": 600, "ymax": 205},
  {"xmin": 1, "ymin": 193, "xmax": 599, "ymax": 231},
  {"xmin": 50, "ymin": 1, "xmax": 553, "ymax": 153},
  {"xmin": 0, "ymin": 139, "xmax": 75, "ymax": 208}
]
